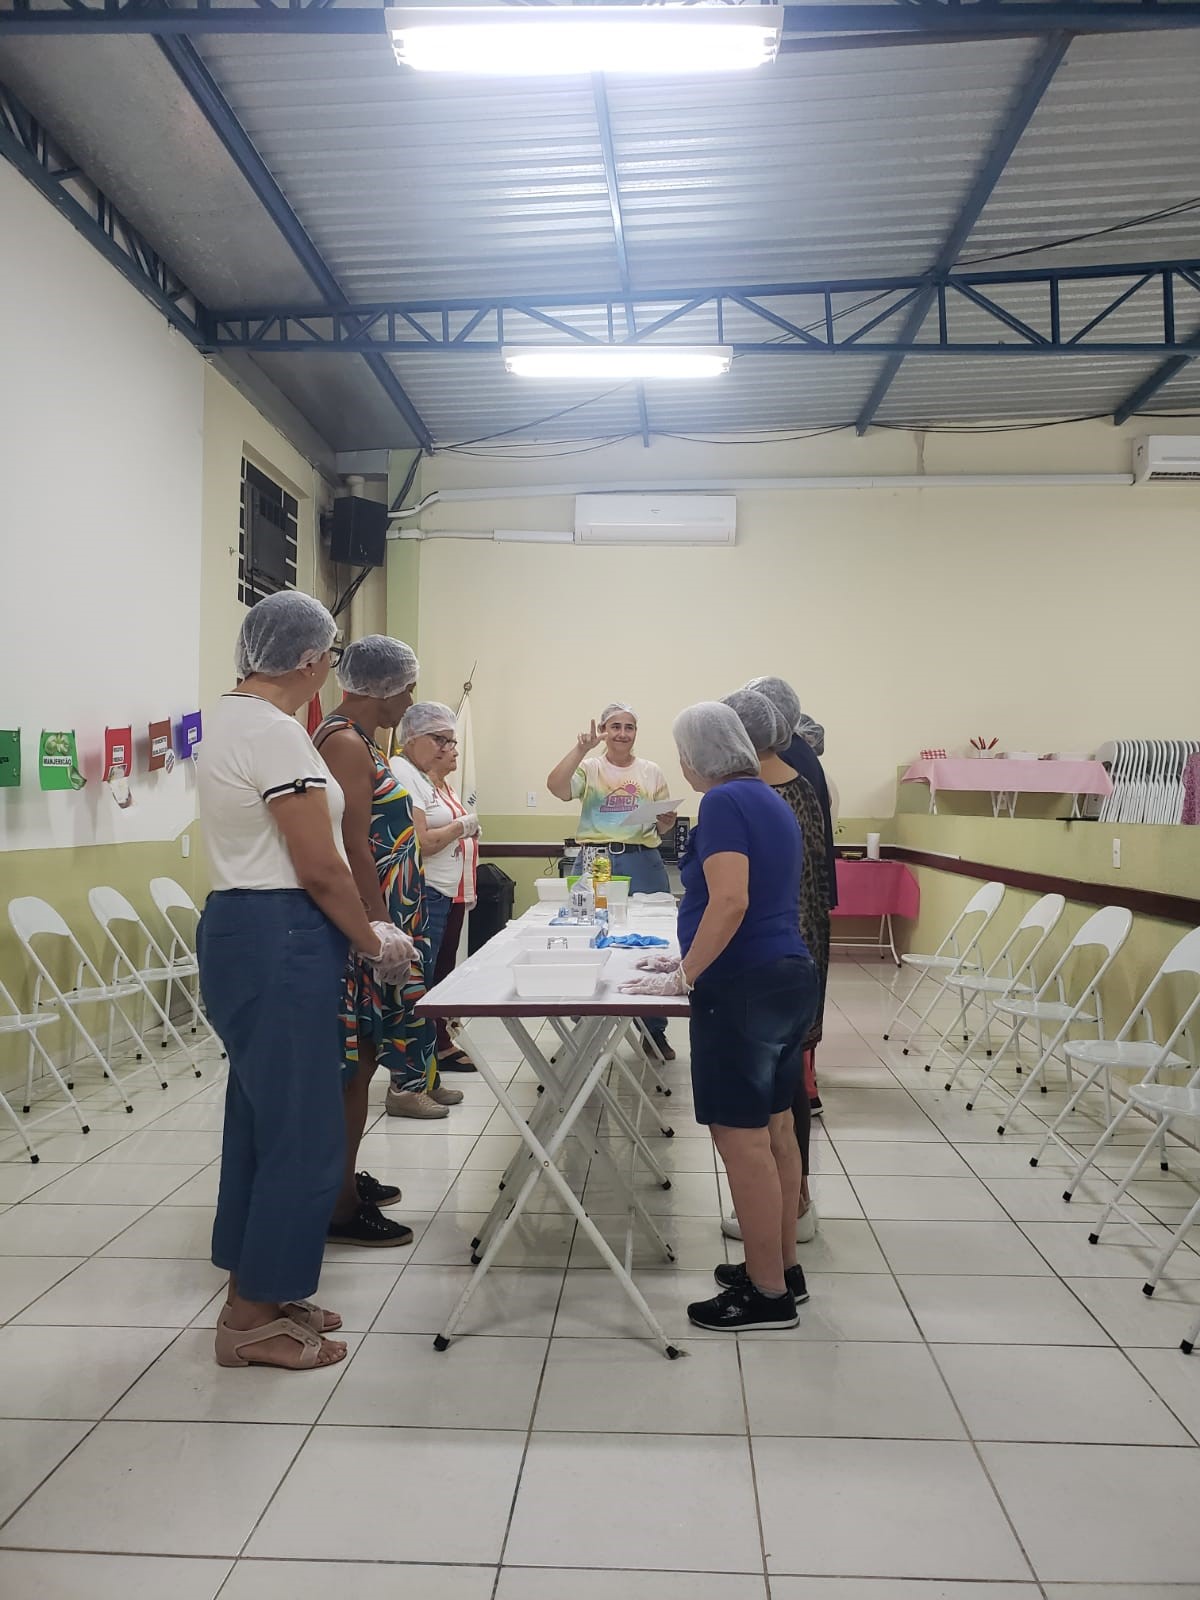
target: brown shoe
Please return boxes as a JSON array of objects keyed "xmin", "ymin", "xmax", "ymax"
[
  {"xmin": 429, "ymin": 1080, "xmax": 464, "ymax": 1106},
  {"xmin": 386, "ymin": 1086, "xmax": 449, "ymax": 1119}
]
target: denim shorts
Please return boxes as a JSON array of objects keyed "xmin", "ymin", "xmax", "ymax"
[{"xmin": 689, "ymin": 955, "xmax": 818, "ymax": 1129}]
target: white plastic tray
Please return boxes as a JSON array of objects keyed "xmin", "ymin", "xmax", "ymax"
[{"xmin": 510, "ymin": 948, "xmax": 610, "ymax": 999}]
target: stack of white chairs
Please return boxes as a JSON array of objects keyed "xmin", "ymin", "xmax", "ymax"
[
  {"xmin": 148, "ymin": 876, "xmax": 224, "ymax": 1057},
  {"xmin": 8, "ymin": 895, "xmax": 170, "ymax": 1114},
  {"xmin": 0, "ymin": 974, "xmax": 90, "ymax": 1161},
  {"xmin": 883, "ymin": 881, "xmax": 1005, "ymax": 1056},
  {"xmin": 88, "ymin": 887, "xmax": 206, "ymax": 1080},
  {"xmin": 1045, "ymin": 924, "xmax": 1200, "ymax": 1181},
  {"xmin": 1097, "ymin": 740, "xmax": 1200, "ymax": 825},
  {"xmin": 932, "ymin": 892, "xmax": 1066, "ymax": 1091},
  {"xmin": 961, "ymin": 905, "xmax": 1132, "ymax": 1133}
]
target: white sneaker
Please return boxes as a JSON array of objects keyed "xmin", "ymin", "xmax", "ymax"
[{"xmin": 721, "ymin": 1200, "xmax": 819, "ymax": 1244}]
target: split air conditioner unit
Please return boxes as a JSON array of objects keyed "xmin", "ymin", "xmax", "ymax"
[
  {"xmin": 1133, "ymin": 436, "xmax": 1200, "ymax": 482},
  {"xmin": 574, "ymin": 493, "xmax": 737, "ymax": 546}
]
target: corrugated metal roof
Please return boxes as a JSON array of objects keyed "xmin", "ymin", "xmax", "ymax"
[
  {"xmin": 960, "ymin": 33, "xmax": 1200, "ymax": 272},
  {"xmin": 3, "ymin": 26, "xmax": 1198, "ymax": 445}
]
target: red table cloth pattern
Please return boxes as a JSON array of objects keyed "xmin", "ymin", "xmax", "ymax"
[{"xmin": 832, "ymin": 860, "xmax": 920, "ymax": 920}]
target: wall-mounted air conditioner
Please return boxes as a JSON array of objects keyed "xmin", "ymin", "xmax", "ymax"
[
  {"xmin": 574, "ymin": 493, "xmax": 737, "ymax": 546},
  {"xmin": 1133, "ymin": 436, "xmax": 1200, "ymax": 482}
]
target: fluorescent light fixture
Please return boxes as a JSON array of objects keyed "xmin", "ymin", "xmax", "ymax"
[
  {"xmin": 503, "ymin": 345, "xmax": 733, "ymax": 380},
  {"xmin": 386, "ymin": 6, "xmax": 783, "ymax": 76}
]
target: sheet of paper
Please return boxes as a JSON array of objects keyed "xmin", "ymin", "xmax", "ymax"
[{"xmin": 624, "ymin": 796, "xmax": 684, "ymax": 826}]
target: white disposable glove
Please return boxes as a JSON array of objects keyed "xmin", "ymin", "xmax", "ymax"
[
  {"xmin": 364, "ymin": 922, "xmax": 416, "ymax": 986},
  {"xmin": 621, "ymin": 965, "xmax": 687, "ymax": 997},
  {"xmin": 637, "ymin": 952, "xmax": 682, "ymax": 973},
  {"xmin": 459, "ymin": 812, "xmax": 481, "ymax": 839}
]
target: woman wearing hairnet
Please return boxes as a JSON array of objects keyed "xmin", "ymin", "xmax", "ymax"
[
  {"xmin": 315, "ymin": 638, "xmax": 458, "ymax": 1243},
  {"xmin": 393, "ymin": 702, "xmax": 480, "ymax": 1073},
  {"xmin": 198, "ymin": 593, "xmax": 414, "ymax": 1370},
  {"xmin": 547, "ymin": 702, "xmax": 678, "ymax": 1059},
  {"xmin": 623, "ymin": 702, "xmax": 817, "ymax": 1332},
  {"xmin": 745, "ymin": 675, "xmax": 836, "ymax": 1115},
  {"xmin": 722, "ymin": 687, "xmax": 830, "ymax": 1246}
]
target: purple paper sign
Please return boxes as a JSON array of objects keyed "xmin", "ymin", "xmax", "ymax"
[{"xmin": 176, "ymin": 711, "xmax": 203, "ymax": 759}]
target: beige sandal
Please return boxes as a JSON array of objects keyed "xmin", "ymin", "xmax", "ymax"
[
  {"xmin": 283, "ymin": 1299, "xmax": 343, "ymax": 1333},
  {"xmin": 214, "ymin": 1309, "xmax": 344, "ymax": 1371}
]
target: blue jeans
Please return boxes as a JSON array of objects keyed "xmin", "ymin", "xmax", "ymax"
[
  {"xmin": 199, "ymin": 890, "xmax": 347, "ymax": 1303},
  {"xmin": 573, "ymin": 843, "xmax": 671, "ymax": 1042}
]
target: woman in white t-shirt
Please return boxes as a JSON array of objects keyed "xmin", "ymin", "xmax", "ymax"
[
  {"xmin": 393, "ymin": 701, "xmax": 481, "ymax": 1073},
  {"xmin": 197, "ymin": 592, "xmax": 413, "ymax": 1375}
]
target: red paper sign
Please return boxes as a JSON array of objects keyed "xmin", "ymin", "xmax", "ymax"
[
  {"xmin": 104, "ymin": 725, "xmax": 133, "ymax": 782},
  {"xmin": 147, "ymin": 719, "xmax": 172, "ymax": 772}
]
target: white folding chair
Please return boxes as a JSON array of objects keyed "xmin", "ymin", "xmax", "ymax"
[
  {"xmin": 0, "ymin": 975, "xmax": 89, "ymax": 1161},
  {"xmin": 883, "ymin": 881, "xmax": 1005, "ymax": 1055},
  {"xmin": 1048, "ymin": 925, "xmax": 1200, "ymax": 1184},
  {"xmin": 88, "ymin": 887, "xmax": 205, "ymax": 1080},
  {"xmin": 1089, "ymin": 1079, "xmax": 1200, "ymax": 1303},
  {"xmin": 148, "ymin": 876, "xmax": 223, "ymax": 1055},
  {"xmin": 932, "ymin": 893, "xmax": 1066, "ymax": 1090},
  {"xmin": 8, "ymin": 896, "xmax": 168, "ymax": 1112},
  {"xmin": 965, "ymin": 906, "xmax": 1133, "ymax": 1133}
]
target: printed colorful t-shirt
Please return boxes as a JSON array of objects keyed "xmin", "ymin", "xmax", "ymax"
[{"xmin": 571, "ymin": 755, "xmax": 670, "ymax": 847}]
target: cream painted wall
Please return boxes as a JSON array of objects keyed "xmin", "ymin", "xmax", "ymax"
[{"xmin": 404, "ymin": 423, "xmax": 1200, "ymax": 824}]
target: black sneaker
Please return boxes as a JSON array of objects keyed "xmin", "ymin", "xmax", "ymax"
[
  {"xmin": 714, "ymin": 1260, "xmax": 809, "ymax": 1303},
  {"xmin": 809, "ymin": 1096, "xmax": 824, "ymax": 1118},
  {"xmin": 356, "ymin": 1170, "xmax": 402, "ymax": 1208},
  {"xmin": 688, "ymin": 1281, "xmax": 799, "ymax": 1332},
  {"xmin": 327, "ymin": 1202, "xmax": 414, "ymax": 1248}
]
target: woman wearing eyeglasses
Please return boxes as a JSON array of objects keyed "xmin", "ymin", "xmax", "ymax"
[{"xmin": 392, "ymin": 702, "xmax": 481, "ymax": 1078}]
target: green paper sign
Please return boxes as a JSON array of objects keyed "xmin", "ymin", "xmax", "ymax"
[
  {"xmin": 39, "ymin": 730, "xmax": 86, "ymax": 791},
  {"xmin": 0, "ymin": 729, "xmax": 19, "ymax": 789}
]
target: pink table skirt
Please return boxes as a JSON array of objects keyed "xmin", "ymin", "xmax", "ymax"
[
  {"xmin": 832, "ymin": 860, "xmax": 920, "ymax": 920},
  {"xmin": 901, "ymin": 758, "xmax": 1112, "ymax": 797}
]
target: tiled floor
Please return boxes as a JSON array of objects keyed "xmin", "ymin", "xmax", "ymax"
[{"xmin": 3, "ymin": 962, "xmax": 1200, "ymax": 1598}]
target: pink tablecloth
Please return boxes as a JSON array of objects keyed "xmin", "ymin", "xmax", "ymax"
[
  {"xmin": 832, "ymin": 860, "xmax": 920, "ymax": 920},
  {"xmin": 901, "ymin": 758, "xmax": 1112, "ymax": 798}
]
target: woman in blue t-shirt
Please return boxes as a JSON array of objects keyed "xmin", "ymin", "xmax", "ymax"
[{"xmin": 623, "ymin": 701, "xmax": 818, "ymax": 1333}]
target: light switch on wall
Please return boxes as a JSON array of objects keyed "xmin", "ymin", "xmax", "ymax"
[{"xmin": 526, "ymin": 791, "xmax": 538, "ymax": 809}]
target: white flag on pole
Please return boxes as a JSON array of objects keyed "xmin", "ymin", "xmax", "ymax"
[{"xmin": 455, "ymin": 688, "xmax": 477, "ymax": 811}]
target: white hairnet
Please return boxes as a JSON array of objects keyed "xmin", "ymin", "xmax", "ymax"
[
  {"xmin": 722, "ymin": 688, "xmax": 789, "ymax": 755},
  {"xmin": 795, "ymin": 712, "xmax": 826, "ymax": 756},
  {"xmin": 599, "ymin": 702, "xmax": 637, "ymax": 727},
  {"xmin": 337, "ymin": 635, "xmax": 419, "ymax": 697},
  {"xmin": 673, "ymin": 701, "xmax": 760, "ymax": 781},
  {"xmin": 235, "ymin": 590, "xmax": 336, "ymax": 679},
  {"xmin": 400, "ymin": 701, "xmax": 456, "ymax": 743},
  {"xmin": 744, "ymin": 675, "xmax": 802, "ymax": 732}
]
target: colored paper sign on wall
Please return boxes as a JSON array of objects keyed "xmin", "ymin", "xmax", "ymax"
[
  {"xmin": 104, "ymin": 726, "xmax": 133, "ymax": 781},
  {"xmin": 0, "ymin": 729, "xmax": 20, "ymax": 789},
  {"xmin": 176, "ymin": 711, "xmax": 203, "ymax": 759},
  {"xmin": 148, "ymin": 719, "xmax": 173, "ymax": 774},
  {"xmin": 39, "ymin": 730, "xmax": 86, "ymax": 791}
]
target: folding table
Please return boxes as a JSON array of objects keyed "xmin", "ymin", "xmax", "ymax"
[
  {"xmin": 830, "ymin": 858, "xmax": 920, "ymax": 964},
  {"xmin": 901, "ymin": 757, "xmax": 1112, "ymax": 818},
  {"xmin": 416, "ymin": 904, "xmax": 690, "ymax": 1358}
]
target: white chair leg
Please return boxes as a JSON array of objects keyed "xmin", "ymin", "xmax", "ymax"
[
  {"xmin": 1142, "ymin": 1192, "xmax": 1200, "ymax": 1297},
  {"xmin": 1088, "ymin": 1120, "xmax": 1168, "ymax": 1244},
  {"xmin": 1063, "ymin": 1099, "xmax": 1136, "ymax": 1199},
  {"xmin": 1029, "ymin": 1061, "xmax": 1107, "ymax": 1167},
  {"xmin": 1182, "ymin": 1306, "xmax": 1200, "ymax": 1355}
]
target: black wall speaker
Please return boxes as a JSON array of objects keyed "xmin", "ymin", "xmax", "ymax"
[{"xmin": 329, "ymin": 495, "xmax": 388, "ymax": 568}]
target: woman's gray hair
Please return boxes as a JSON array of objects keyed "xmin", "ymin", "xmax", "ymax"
[
  {"xmin": 722, "ymin": 688, "xmax": 790, "ymax": 756},
  {"xmin": 673, "ymin": 702, "xmax": 760, "ymax": 781},
  {"xmin": 235, "ymin": 590, "xmax": 336, "ymax": 679}
]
